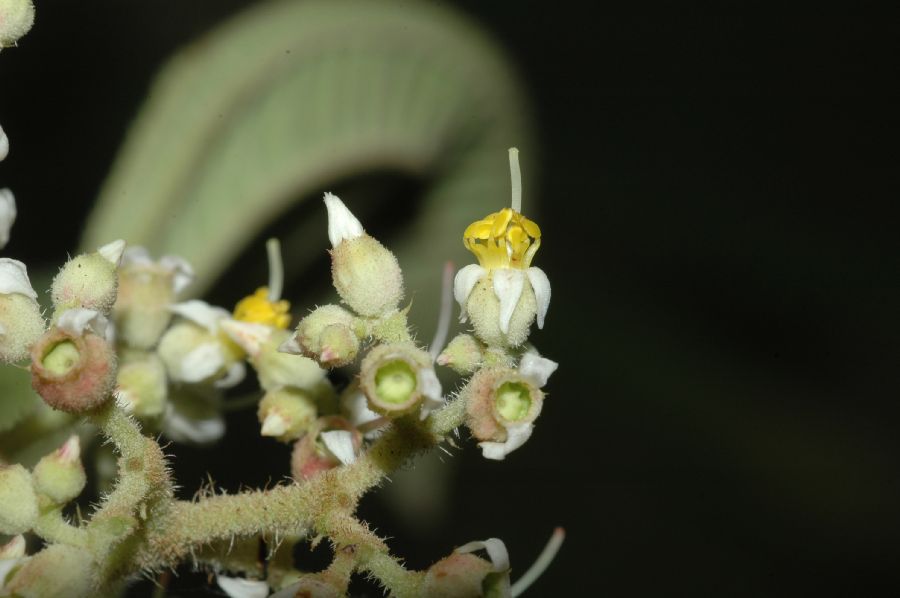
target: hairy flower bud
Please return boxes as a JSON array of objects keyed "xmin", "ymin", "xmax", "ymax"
[
  {"xmin": 3, "ymin": 543, "xmax": 93, "ymax": 598},
  {"xmin": 30, "ymin": 327, "xmax": 116, "ymax": 413},
  {"xmin": 0, "ymin": 0, "xmax": 35, "ymax": 48},
  {"xmin": 51, "ymin": 241, "xmax": 124, "ymax": 315},
  {"xmin": 31, "ymin": 435, "xmax": 86, "ymax": 504},
  {"xmin": 285, "ymin": 304, "xmax": 360, "ymax": 368},
  {"xmin": 465, "ymin": 271, "xmax": 538, "ymax": 348},
  {"xmin": 359, "ymin": 343, "xmax": 442, "ymax": 417},
  {"xmin": 291, "ymin": 416, "xmax": 361, "ymax": 481},
  {"xmin": 0, "ymin": 464, "xmax": 37, "ymax": 534},
  {"xmin": 258, "ymin": 387, "xmax": 318, "ymax": 442},
  {"xmin": 423, "ymin": 538, "xmax": 512, "ymax": 598},
  {"xmin": 436, "ymin": 333, "xmax": 484, "ymax": 374},
  {"xmin": 324, "ymin": 193, "xmax": 404, "ymax": 316},
  {"xmin": 0, "ymin": 258, "xmax": 45, "ymax": 363}
]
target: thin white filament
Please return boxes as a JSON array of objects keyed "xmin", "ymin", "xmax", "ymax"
[
  {"xmin": 429, "ymin": 260, "xmax": 455, "ymax": 361},
  {"xmin": 509, "ymin": 147, "xmax": 522, "ymax": 213},
  {"xmin": 266, "ymin": 238, "xmax": 284, "ymax": 302},
  {"xmin": 511, "ymin": 527, "xmax": 566, "ymax": 597}
]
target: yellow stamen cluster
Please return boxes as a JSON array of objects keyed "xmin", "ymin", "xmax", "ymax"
[
  {"xmin": 233, "ymin": 287, "xmax": 291, "ymax": 329},
  {"xmin": 463, "ymin": 207, "xmax": 541, "ymax": 270}
]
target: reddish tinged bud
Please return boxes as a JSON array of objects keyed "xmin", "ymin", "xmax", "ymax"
[
  {"xmin": 422, "ymin": 552, "xmax": 494, "ymax": 598},
  {"xmin": 290, "ymin": 416, "xmax": 361, "ymax": 481},
  {"xmin": 30, "ymin": 328, "xmax": 116, "ymax": 413}
]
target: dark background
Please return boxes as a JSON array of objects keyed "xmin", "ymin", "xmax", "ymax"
[{"xmin": 1, "ymin": 1, "xmax": 899, "ymax": 596}]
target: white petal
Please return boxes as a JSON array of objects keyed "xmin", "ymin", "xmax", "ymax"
[
  {"xmin": 518, "ymin": 351, "xmax": 558, "ymax": 388},
  {"xmin": 0, "ymin": 123, "xmax": 8, "ymax": 161},
  {"xmin": 159, "ymin": 254, "xmax": 194, "ymax": 294},
  {"xmin": 163, "ymin": 404, "xmax": 226, "ymax": 444},
  {"xmin": 492, "ymin": 269, "xmax": 526, "ymax": 334},
  {"xmin": 57, "ymin": 308, "xmax": 109, "ymax": 337},
  {"xmin": 321, "ymin": 430, "xmax": 357, "ymax": 465},
  {"xmin": 214, "ymin": 360, "xmax": 246, "ymax": 389},
  {"xmin": 525, "ymin": 267, "xmax": 551, "ymax": 329},
  {"xmin": 277, "ymin": 334, "xmax": 303, "ymax": 355},
  {"xmin": 97, "ymin": 239, "xmax": 127, "ymax": 266},
  {"xmin": 478, "ymin": 423, "xmax": 533, "ymax": 461},
  {"xmin": 120, "ymin": 246, "xmax": 152, "ymax": 267},
  {"xmin": 456, "ymin": 537, "xmax": 511, "ymax": 572},
  {"xmin": 343, "ymin": 390, "xmax": 382, "ymax": 428},
  {"xmin": 0, "ymin": 188, "xmax": 16, "ymax": 249},
  {"xmin": 453, "ymin": 264, "xmax": 486, "ymax": 323},
  {"xmin": 178, "ymin": 342, "xmax": 225, "ymax": 383},
  {"xmin": 220, "ymin": 318, "xmax": 272, "ymax": 358},
  {"xmin": 417, "ymin": 367, "xmax": 445, "ymax": 420},
  {"xmin": 260, "ymin": 411, "xmax": 288, "ymax": 437},
  {"xmin": 323, "ymin": 192, "xmax": 364, "ymax": 247},
  {"xmin": 0, "ymin": 257, "xmax": 37, "ymax": 299},
  {"xmin": 169, "ymin": 300, "xmax": 229, "ymax": 333},
  {"xmin": 216, "ymin": 575, "xmax": 269, "ymax": 598}
]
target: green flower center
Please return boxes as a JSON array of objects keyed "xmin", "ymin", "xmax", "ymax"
[
  {"xmin": 374, "ymin": 360, "xmax": 417, "ymax": 405},
  {"xmin": 42, "ymin": 341, "xmax": 81, "ymax": 376},
  {"xmin": 495, "ymin": 381, "xmax": 531, "ymax": 421}
]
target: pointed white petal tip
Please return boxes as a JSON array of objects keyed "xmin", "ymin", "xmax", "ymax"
[
  {"xmin": 456, "ymin": 537, "xmax": 511, "ymax": 572},
  {"xmin": 323, "ymin": 192, "xmax": 364, "ymax": 247},
  {"xmin": 57, "ymin": 308, "xmax": 109, "ymax": 338},
  {"xmin": 518, "ymin": 352, "xmax": 558, "ymax": 388},
  {"xmin": 526, "ymin": 267, "xmax": 551, "ymax": 329},
  {"xmin": 321, "ymin": 429, "xmax": 357, "ymax": 465},
  {"xmin": 57, "ymin": 435, "xmax": 81, "ymax": 463},
  {"xmin": 97, "ymin": 239, "xmax": 127, "ymax": 266},
  {"xmin": 0, "ymin": 257, "xmax": 37, "ymax": 300},
  {"xmin": 260, "ymin": 411, "xmax": 288, "ymax": 437},
  {"xmin": 492, "ymin": 269, "xmax": 526, "ymax": 334},
  {"xmin": 453, "ymin": 264, "xmax": 486, "ymax": 322},
  {"xmin": 343, "ymin": 390, "xmax": 382, "ymax": 428},
  {"xmin": 0, "ymin": 124, "xmax": 8, "ymax": 161},
  {"xmin": 417, "ymin": 367, "xmax": 445, "ymax": 419},
  {"xmin": 479, "ymin": 423, "xmax": 534, "ymax": 461},
  {"xmin": 220, "ymin": 318, "xmax": 271, "ymax": 357},
  {"xmin": 169, "ymin": 300, "xmax": 229, "ymax": 332},
  {"xmin": 0, "ymin": 534, "xmax": 26, "ymax": 560},
  {"xmin": 216, "ymin": 575, "xmax": 270, "ymax": 598},
  {"xmin": 0, "ymin": 188, "xmax": 16, "ymax": 249},
  {"xmin": 277, "ymin": 335, "xmax": 303, "ymax": 355}
]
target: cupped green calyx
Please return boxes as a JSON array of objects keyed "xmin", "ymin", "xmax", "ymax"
[
  {"xmin": 494, "ymin": 381, "xmax": 532, "ymax": 422},
  {"xmin": 374, "ymin": 360, "xmax": 417, "ymax": 405},
  {"xmin": 42, "ymin": 340, "xmax": 81, "ymax": 375}
]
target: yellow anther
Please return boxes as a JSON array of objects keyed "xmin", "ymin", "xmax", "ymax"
[
  {"xmin": 464, "ymin": 209, "xmax": 541, "ymax": 270},
  {"xmin": 233, "ymin": 287, "xmax": 292, "ymax": 329}
]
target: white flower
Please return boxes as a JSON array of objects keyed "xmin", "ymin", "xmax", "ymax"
[
  {"xmin": 0, "ymin": 257, "xmax": 37, "ymax": 300},
  {"xmin": 0, "ymin": 189, "xmax": 15, "ymax": 249},
  {"xmin": 478, "ymin": 351, "xmax": 558, "ymax": 461},
  {"xmin": 57, "ymin": 308, "xmax": 113, "ymax": 342},
  {"xmin": 320, "ymin": 430, "xmax": 357, "ymax": 465},
  {"xmin": 323, "ymin": 192, "xmax": 364, "ymax": 247},
  {"xmin": 120, "ymin": 246, "xmax": 194, "ymax": 295}
]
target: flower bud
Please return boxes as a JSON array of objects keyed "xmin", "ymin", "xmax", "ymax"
[
  {"xmin": 0, "ymin": 464, "xmax": 37, "ymax": 535},
  {"xmin": 30, "ymin": 327, "xmax": 116, "ymax": 413},
  {"xmin": 114, "ymin": 248, "xmax": 192, "ymax": 349},
  {"xmin": 436, "ymin": 333, "xmax": 483, "ymax": 374},
  {"xmin": 0, "ymin": 258, "xmax": 45, "ymax": 364},
  {"xmin": 3, "ymin": 543, "xmax": 93, "ymax": 598},
  {"xmin": 115, "ymin": 350, "xmax": 168, "ymax": 418},
  {"xmin": 258, "ymin": 387, "xmax": 318, "ymax": 442},
  {"xmin": 291, "ymin": 417, "xmax": 361, "ymax": 481},
  {"xmin": 0, "ymin": 0, "xmax": 35, "ymax": 48},
  {"xmin": 51, "ymin": 241, "xmax": 124, "ymax": 315},
  {"xmin": 421, "ymin": 553, "xmax": 494, "ymax": 598},
  {"xmin": 466, "ymin": 271, "xmax": 537, "ymax": 348},
  {"xmin": 31, "ymin": 435, "xmax": 86, "ymax": 504},
  {"xmin": 324, "ymin": 193, "xmax": 404, "ymax": 316},
  {"xmin": 359, "ymin": 343, "xmax": 441, "ymax": 417},
  {"xmin": 287, "ymin": 304, "xmax": 360, "ymax": 367}
]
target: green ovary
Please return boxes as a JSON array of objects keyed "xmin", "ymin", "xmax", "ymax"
[
  {"xmin": 374, "ymin": 360, "xmax": 417, "ymax": 405},
  {"xmin": 495, "ymin": 381, "xmax": 531, "ymax": 421},
  {"xmin": 43, "ymin": 341, "xmax": 81, "ymax": 375}
]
